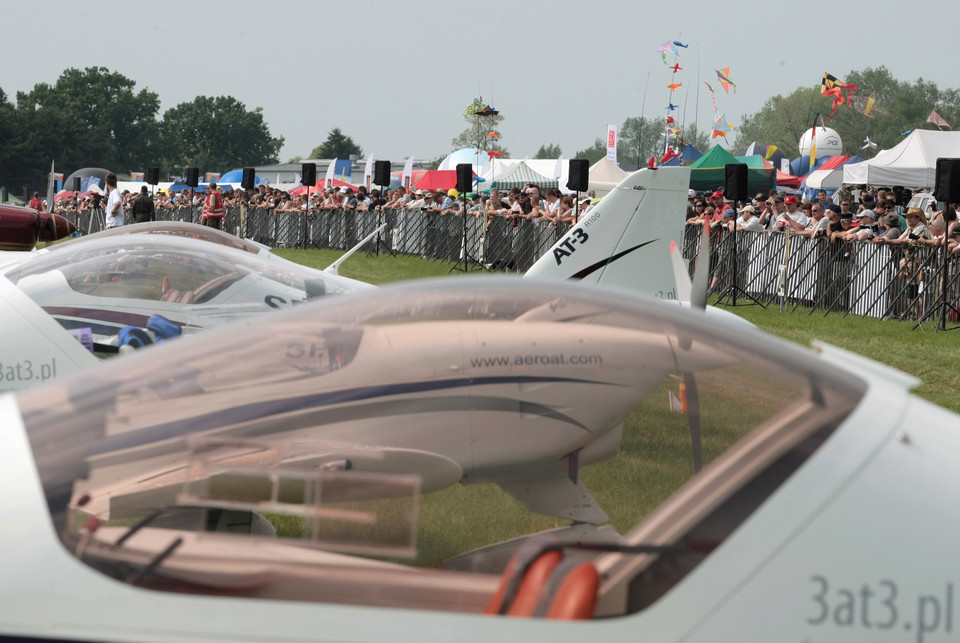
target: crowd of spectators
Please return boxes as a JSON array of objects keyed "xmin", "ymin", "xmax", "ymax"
[
  {"xmin": 685, "ymin": 185, "xmax": 960, "ymax": 255},
  {"xmin": 52, "ymin": 182, "xmax": 598, "ymax": 229}
]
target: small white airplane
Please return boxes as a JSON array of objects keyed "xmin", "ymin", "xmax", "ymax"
[{"xmin": 3, "ymin": 277, "xmax": 957, "ymax": 641}]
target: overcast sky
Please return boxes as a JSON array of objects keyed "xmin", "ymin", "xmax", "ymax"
[{"xmin": 4, "ymin": 0, "xmax": 956, "ymax": 167}]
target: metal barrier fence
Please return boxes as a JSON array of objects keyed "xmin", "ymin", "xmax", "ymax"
[
  {"xmin": 683, "ymin": 225, "xmax": 960, "ymax": 322},
  {"xmin": 66, "ymin": 207, "xmax": 960, "ymax": 323},
  {"xmin": 69, "ymin": 206, "xmax": 572, "ymax": 274}
]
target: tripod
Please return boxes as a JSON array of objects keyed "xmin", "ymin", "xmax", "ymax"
[
  {"xmin": 450, "ymin": 196, "xmax": 486, "ymax": 273},
  {"xmin": 715, "ymin": 201, "xmax": 766, "ymax": 308},
  {"xmin": 914, "ymin": 228, "xmax": 960, "ymax": 332},
  {"xmin": 366, "ymin": 207, "xmax": 395, "ymax": 257}
]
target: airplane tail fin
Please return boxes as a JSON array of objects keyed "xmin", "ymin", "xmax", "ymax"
[{"xmin": 524, "ymin": 167, "xmax": 691, "ymax": 302}]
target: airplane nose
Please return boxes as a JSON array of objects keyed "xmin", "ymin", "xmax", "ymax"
[{"xmin": 39, "ymin": 213, "xmax": 77, "ymax": 241}]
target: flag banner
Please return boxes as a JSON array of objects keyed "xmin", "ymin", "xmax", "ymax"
[
  {"xmin": 606, "ymin": 124, "xmax": 618, "ymax": 164},
  {"xmin": 401, "ymin": 156, "xmax": 414, "ymax": 189},
  {"xmin": 204, "ymin": 172, "xmax": 220, "ymax": 182},
  {"xmin": 131, "ymin": 172, "xmax": 145, "ymax": 181}
]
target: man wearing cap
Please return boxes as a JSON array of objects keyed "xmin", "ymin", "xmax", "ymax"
[
  {"xmin": 686, "ymin": 189, "xmax": 698, "ymax": 219},
  {"xmin": 735, "ymin": 205, "xmax": 764, "ymax": 232},
  {"xmin": 201, "ymin": 182, "xmax": 225, "ymax": 229},
  {"xmin": 405, "ymin": 189, "xmax": 426, "ymax": 211},
  {"xmin": 441, "ymin": 188, "xmax": 460, "ymax": 216},
  {"xmin": 845, "ymin": 205, "xmax": 880, "ymax": 241},
  {"xmin": 782, "ymin": 195, "xmax": 810, "ymax": 227},
  {"xmin": 878, "ymin": 208, "xmax": 931, "ymax": 246}
]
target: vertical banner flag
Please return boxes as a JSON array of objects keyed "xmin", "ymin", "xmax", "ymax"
[
  {"xmin": 363, "ymin": 156, "xmax": 374, "ymax": 189},
  {"xmin": 606, "ymin": 124, "xmax": 618, "ymax": 164},
  {"xmin": 130, "ymin": 172, "xmax": 145, "ymax": 181},
  {"xmin": 325, "ymin": 158, "xmax": 338, "ymax": 188},
  {"xmin": 401, "ymin": 156, "xmax": 414, "ymax": 190}
]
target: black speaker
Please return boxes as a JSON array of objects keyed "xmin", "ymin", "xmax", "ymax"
[
  {"xmin": 456, "ymin": 163, "xmax": 472, "ymax": 195},
  {"xmin": 301, "ymin": 162, "xmax": 317, "ymax": 186},
  {"xmin": 567, "ymin": 159, "xmax": 589, "ymax": 192},
  {"xmin": 146, "ymin": 167, "xmax": 160, "ymax": 185},
  {"xmin": 724, "ymin": 163, "xmax": 748, "ymax": 202},
  {"xmin": 241, "ymin": 168, "xmax": 256, "ymax": 190},
  {"xmin": 186, "ymin": 167, "xmax": 199, "ymax": 188},
  {"xmin": 934, "ymin": 158, "xmax": 960, "ymax": 203},
  {"xmin": 374, "ymin": 160, "xmax": 391, "ymax": 186},
  {"xmin": 1, "ymin": 187, "xmax": 7, "ymax": 202},
  {"xmin": 73, "ymin": 177, "xmax": 82, "ymax": 193}
]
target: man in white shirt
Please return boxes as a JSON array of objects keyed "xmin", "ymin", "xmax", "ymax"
[{"xmin": 104, "ymin": 173, "xmax": 124, "ymax": 228}]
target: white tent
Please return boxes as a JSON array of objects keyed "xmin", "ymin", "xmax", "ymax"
[
  {"xmin": 803, "ymin": 168, "xmax": 845, "ymax": 191},
  {"xmin": 842, "ymin": 130, "xmax": 960, "ymax": 189},
  {"xmin": 588, "ymin": 157, "xmax": 630, "ymax": 197}
]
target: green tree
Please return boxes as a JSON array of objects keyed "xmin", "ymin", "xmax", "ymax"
[
  {"xmin": 535, "ymin": 143, "xmax": 562, "ymax": 159},
  {"xmin": 451, "ymin": 112, "xmax": 505, "ymax": 154},
  {"xmin": 161, "ymin": 96, "xmax": 282, "ymax": 173},
  {"xmin": 573, "ymin": 138, "xmax": 606, "ymax": 164},
  {"xmin": 309, "ymin": 128, "xmax": 363, "ymax": 159},
  {"xmin": 13, "ymin": 67, "xmax": 161, "ymax": 189}
]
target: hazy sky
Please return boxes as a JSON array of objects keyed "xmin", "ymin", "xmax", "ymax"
[{"xmin": 4, "ymin": 0, "xmax": 956, "ymax": 167}]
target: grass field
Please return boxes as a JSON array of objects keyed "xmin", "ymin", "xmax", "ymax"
[{"xmin": 272, "ymin": 247, "xmax": 960, "ymax": 566}]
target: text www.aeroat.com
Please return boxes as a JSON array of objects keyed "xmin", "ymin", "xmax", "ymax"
[{"xmin": 469, "ymin": 353, "xmax": 603, "ymax": 368}]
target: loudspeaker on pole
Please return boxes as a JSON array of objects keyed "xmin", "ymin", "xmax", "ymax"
[
  {"xmin": 724, "ymin": 163, "xmax": 748, "ymax": 202},
  {"xmin": 456, "ymin": 163, "xmax": 472, "ymax": 194},
  {"xmin": 241, "ymin": 168, "xmax": 256, "ymax": 190},
  {"xmin": 186, "ymin": 167, "xmax": 199, "ymax": 188},
  {"xmin": 301, "ymin": 163, "xmax": 317, "ymax": 186},
  {"xmin": 567, "ymin": 159, "xmax": 589, "ymax": 192},
  {"xmin": 73, "ymin": 177, "xmax": 82, "ymax": 193},
  {"xmin": 147, "ymin": 167, "xmax": 160, "ymax": 185},
  {"xmin": 374, "ymin": 160, "xmax": 391, "ymax": 186},
  {"xmin": 934, "ymin": 158, "xmax": 960, "ymax": 203}
]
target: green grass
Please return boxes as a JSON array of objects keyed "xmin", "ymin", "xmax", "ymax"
[{"xmin": 270, "ymin": 248, "xmax": 960, "ymax": 566}]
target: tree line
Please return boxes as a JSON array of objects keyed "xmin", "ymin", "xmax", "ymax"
[{"xmin": 0, "ymin": 67, "xmax": 285, "ymax": 195}]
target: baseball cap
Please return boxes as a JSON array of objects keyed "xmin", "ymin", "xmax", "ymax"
[
  {"xmin": 784, "ymin": 195, "xmax": 797, "ymax": 205},
  {"xmin": 711, "ymin": 191, "xmax": 723, "ymax": 198},
  {"xmin": 740, "ymin": 205, "xmax": 756, "ymax": 214},
  {"xmin": 688, "ymin": 189, "xmax": 696, "ymax": 198}
]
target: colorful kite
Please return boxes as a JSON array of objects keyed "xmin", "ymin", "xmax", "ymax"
[
  {"xmin": 716, "ymin": 68, "xmax": 736, "ymax": 93},
  {"xmin": 667, "ymin": 82, "xmax": 683, "ymax": 91},
  {"xmin": 666, "ymin": 116, "xmax": 676, "ymax": 125},
  {"xmin": 666, "ymin": 103, "xmax": 679, "ymax": 111},
  {"xmin": 861, "ymin": 137, "xmax": 877, "ymax": 150},
  {"xmin": 820, "ymin": 73, "xmax": 858, "ymax": 120},
  {"xmin": 703, "ymin": 81, "xmax": 734, "ymax": 139},
  {"xmin": 486, "ymin": 131, "xmax": 500, "ymax": 139},
  {"xmin": 655, "ymin": 41, "xmax": 678, "ymax": 64},
  {"xmin": 463, "ymin": 97, "xmax": 499, "ymax": 116},
  {"xmin": 670, "ymin": 63, "xmax": 683, "ymax": 73},
  {"xmin": 673, "ymin": 41, "xmax": 688, "ymax": 48},
  {"xmin": 848, "ymin": 92, "xmax": 889, "ymax": 119},
  {"xmin": 927, "ymin": 109, "xmax": 953, "ymax": 130}
]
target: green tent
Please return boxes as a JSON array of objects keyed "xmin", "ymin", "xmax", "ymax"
[
  {"xmin": 689, "ymin": 146, "xmax": 775, "ymax": 195},
  {"xmin": 489, "ymin": 161, "xmax": 558, "ymax": 191},
  {"xmin": 0, "ymin": 187, "xmax": 25, "ymax": 205}
]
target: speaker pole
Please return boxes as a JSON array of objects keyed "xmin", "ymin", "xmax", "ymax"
[{"xmin": 716, "ymin": 165, "xmax": 765, "ymax": 309}]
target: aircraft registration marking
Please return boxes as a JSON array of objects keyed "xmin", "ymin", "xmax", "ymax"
[
  {"xmin": 807, "ymin": 575, "xmax": 954, "ymax": 641},
  {"xmin": 553, "ymin": 228, "xmax": 590, "ymax": 265}
]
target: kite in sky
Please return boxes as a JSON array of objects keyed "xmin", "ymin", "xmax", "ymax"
[
  {"xmin": 927, "ymin": 109, "xmax": 952, "ymax": 130},
  {"xmin": 820, "ymin": 73, "xmax": 858, "ymax": 119},
  {"xmin": 716, "ymin": 68, "xmax": 736, "ymax": 93},
  {"xmin": 667, "ymin": 82, "xmax": 683, "ymax": 91},
  {"xmin": 673, "ymin": 41, "xmax": 688, "ymax": 48},
  {"xmin": 847, "ymin": 92, "xmax": 889, "ymax": 119},
  {"xmin": 666, "ymin": 103, "xmax": 679, "ymax": 111},
  {"xmin": 464, "ymin": 97, "xmax": 499, "ymax": 116},
  {"xmin": 670, "ymin": 63, "xmax": 683, "ymax": 73}
]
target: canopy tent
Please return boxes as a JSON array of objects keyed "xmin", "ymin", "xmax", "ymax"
[
  {"xmin": 0, "ymin": 188, "xmax": 25, "ymax": 205},
  {"xmin": 413, "ymin": 170, "xmax": 458, "ymax": 192},
  {"xmin": 777, "ymin": 170, "xmax": 802, "ymax": 189},
  {"xmin": 842, "ymin": 130, "xmax": 960, "ymax": 189},
  {"xmin": 798, "ymin": 155, "xmax": 864, "ymax": 200},
  {"xmin": 740, "ymin": 143, "xmax": 788, "ymax": 171},
  {"xmin": 587, "ymin": 157, "xmax": 630, "ymax": 197},
  {"xmin": 489, "ymin": 161, "xmax": 558, "ymax": 191},
  {"xmin": 289, "ymin": 178, "xmax": 359, "ymax": 196},
  {"xmin": 689, "ymin": 146, "xmax": 775, "ymax": 194}
]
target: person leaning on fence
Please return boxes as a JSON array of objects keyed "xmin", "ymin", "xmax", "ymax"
[
  {"xmin": 735, "ymin": 205, "xmax": 764, "ymax": 232},
  {"xmin": 131, "ymin": 185, "xmax": 155, "ymax": 223},
  {"xmin": 201, "ymin": 182, "xmax": 225, "ymax": 230},
  {"xmin": 871, "ymin": 213, "xmax": 903, "ymax": 244},
  {"xmin": 877, "ymin": 208, "xmax": 931, "ymax": 247}
]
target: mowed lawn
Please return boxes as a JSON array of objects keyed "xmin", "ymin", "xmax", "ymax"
[{"xmin": 274, "ymin": 247, "xmax": 960, "ymax": 566}]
